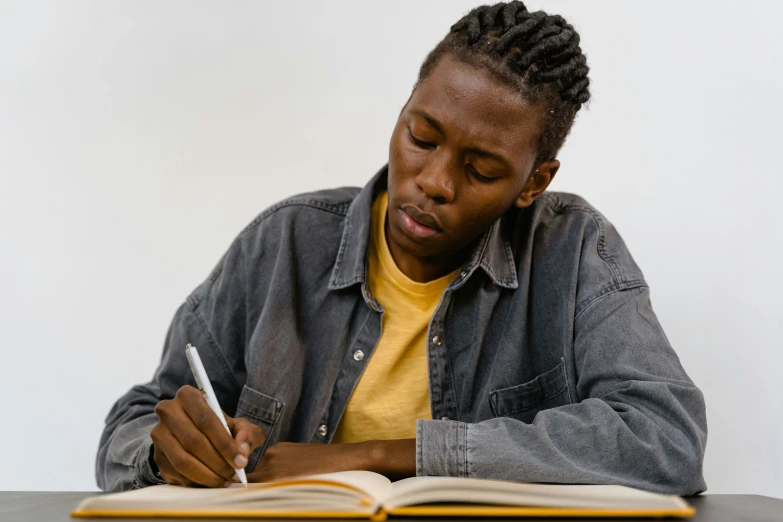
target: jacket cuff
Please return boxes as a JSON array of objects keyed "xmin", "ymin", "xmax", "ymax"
[
  {"xmin": 416, "ymin": 419, "xmax": 468, "ymax": 477},
  {"xmin": 133, "ymin": 435, "xmax": 167, "ymax": 487}
]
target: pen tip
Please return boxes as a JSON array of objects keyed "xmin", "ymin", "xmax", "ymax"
[{"xmin": 243, "ymin": 483, "xmax": 248, "ymax": 488}]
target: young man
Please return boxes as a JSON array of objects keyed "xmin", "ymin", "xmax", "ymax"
[{"xmin": 97, "ymin": 2, "xmax": 707, "ymax": 495}]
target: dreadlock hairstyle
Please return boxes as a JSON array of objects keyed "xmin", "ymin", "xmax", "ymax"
[{"xmin": 416, "ymin": 1, "xmax": 590, "ymax": 164}]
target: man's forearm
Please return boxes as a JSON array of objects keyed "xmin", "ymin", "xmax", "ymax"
[{"xmin": 362, "ymin": 438, "xmax": 416, "ymax": 481}]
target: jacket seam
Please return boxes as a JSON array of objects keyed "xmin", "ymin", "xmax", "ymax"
[
  {"xmin": 445, "ymin": 340, "xmax": 462, "ymax": 420},
  {"xmin": 330, "ymin": 213, "xmax": 353, "ymax": 285},
  {"xmin": 240, "ymin": 199, "xmax": 351, "ymax": 237},
  {"xmin": 539, "ymin": 195, "xmax": 625, "ymax": 285},
  {"xmin": 462, "ymin": 421, "xmax": 468, "ymax": 478},
  {"xmin": 574, "ymin": 281, "xmax": 648, "ymax": 321},
  {"xmin": 501, "ymin": 385, "xmax": 569, "ymax": 415},
  {"xmin": 415, "ymin": 421, "xmax": 423, "ymax": 476}
]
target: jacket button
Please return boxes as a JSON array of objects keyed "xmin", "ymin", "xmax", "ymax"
[
  {"xmin": 441, "ymin": 416, "xmax": 450, "ymax": 421},
  {"xmin": 353, "ymin": 350, "xmax": 364, "ymax": 361},
  {"xmin": 317, "ymin": 424, "xmax": 328, "ymax": 437},
  {"xmin": 432, "ymin": 335, "xmax": 442, "ymax": 346}
]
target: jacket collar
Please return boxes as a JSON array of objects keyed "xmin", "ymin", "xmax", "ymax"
[{"xmin": 328, "ymin": 164, "xmax": 518, "ymax": 292}]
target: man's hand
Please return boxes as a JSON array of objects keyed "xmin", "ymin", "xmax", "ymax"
[
  {"xmin": 151, "ymin": 385, "xmax": 266, "ymax": 487},
  {"xmin": 247, "ymin": 439, "xmax": 416, "ymax": 483}
]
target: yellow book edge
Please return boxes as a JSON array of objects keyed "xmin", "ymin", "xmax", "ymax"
[
  {"xmin": 388, "ymin": 504, "xmax": 696, "ymax": 518},
  {"xmin": 71, "ymin": 510, "xmax": 383, "ymax": 520},
  {"xmin": 71, "ymin": 504, "xmax": 695, "ymax": 519}
]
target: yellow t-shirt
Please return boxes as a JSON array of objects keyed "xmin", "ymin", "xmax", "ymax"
[{"xmin": 331, "ymin": 191, "xmax": 460, "ymax": 443}]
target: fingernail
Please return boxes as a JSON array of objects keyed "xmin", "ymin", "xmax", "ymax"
[
  {"xmin": 233, "ymin": 473, "xmax": 241, "ymax": 483},
  {"xmin": 223, "ymin": 480, "xmax": 232, "ymax": 488},
  {"xmin": 234, "ymin": 454, "xmax": 248, "ymax": 468},
  {"xmin": 241, "ymin": 442, "xmax": 250, "ymax": 455}
]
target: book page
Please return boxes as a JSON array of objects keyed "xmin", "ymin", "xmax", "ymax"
[
  {"xmin": 270, "ymin": 471, "xmax": 393, "ymax": 502},
  {"xmin": 75, "ymin": 471, "xmax": 392, "ymax": 514},
  {"xmin": 382, "ymin": 476, "xmax": 688, "ymax": 510}
]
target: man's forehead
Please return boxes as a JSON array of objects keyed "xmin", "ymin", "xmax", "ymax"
[
  {"xmin": 410, "ymin": 56, "xmax": 542, "ymax": 142},
  {"xmin": 408, "ymin": 84, "xmax": 540, "ymax": 161}
]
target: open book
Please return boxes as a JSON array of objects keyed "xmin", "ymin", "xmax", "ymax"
[{"xmin": 72, "ymin": 471, "xmax": 694, "ymax": 519}]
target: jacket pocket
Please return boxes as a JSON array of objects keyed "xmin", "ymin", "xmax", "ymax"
[
  {"xmin": 234, "ymin": 385, "xmax": 284, "ymax": 472},
  {"xmin": 489, "ymin": 358, "xmax": 571, "ymax": 423}
]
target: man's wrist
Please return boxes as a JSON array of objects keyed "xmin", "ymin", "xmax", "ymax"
[{"xmin": 359, "ymin": 439, "xmax": 416, "ymax": 480}]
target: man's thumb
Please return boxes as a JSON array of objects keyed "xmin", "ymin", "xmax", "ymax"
[{"xmin": 233, "ymin": 418, "xmax": 266, "ymax": 455}]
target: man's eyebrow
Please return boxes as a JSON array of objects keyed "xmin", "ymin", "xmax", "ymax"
[
  {"xmin": 411, "ymin": 108, "xmax": 446, "ymax": 137},
  {"xmin": 410, "ymin": 108, "xmax": 514, "ymax": 171}
]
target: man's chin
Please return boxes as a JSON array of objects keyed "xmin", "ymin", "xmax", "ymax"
[{"xmin": 388, "ymin": 222, "xmax": 445, "ymax": 258}]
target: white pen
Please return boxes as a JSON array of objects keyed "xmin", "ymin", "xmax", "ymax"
[{"xmin": 184, "ymin": 343, "xmax": 248, "ymax": 487}]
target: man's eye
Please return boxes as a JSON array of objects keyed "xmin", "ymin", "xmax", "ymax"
[
  {"xmin": 409, "ymin": 130, "xmax": 435, "ymax": 149},
  {"xmin": 469, "ymin": 165, "xmax": 495, "ymax": 183}
]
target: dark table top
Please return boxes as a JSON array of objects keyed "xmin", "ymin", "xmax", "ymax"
[{"xmin": 0, "ymin": 492, "xmax": 781, "ymax": 522}]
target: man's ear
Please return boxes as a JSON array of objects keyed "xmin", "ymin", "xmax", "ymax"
[{"xmin": 514, "ymin": 159, "xmax": 560, "ymax": 208}]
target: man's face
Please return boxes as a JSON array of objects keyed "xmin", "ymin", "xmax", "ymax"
[{"xmin": 387, "ymin": 54, "xmax": 546, "ymax": 262}]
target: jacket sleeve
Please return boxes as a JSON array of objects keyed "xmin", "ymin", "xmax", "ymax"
[
  {"xmin": 416, "ymin": 283, "xmax": 708, "ymax": 495},
  {"xmin": 95, "ymin": 239, "xmax": 248, "ymax": 492}
]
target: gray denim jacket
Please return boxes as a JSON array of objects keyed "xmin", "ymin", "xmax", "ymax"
[{"xmin": 96, "ymin": 164, "xmax": 707, "ymax": 495}]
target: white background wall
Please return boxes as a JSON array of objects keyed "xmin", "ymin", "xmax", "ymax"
[{"xmin": 1, "ymin": 0, "xmax": 781, "ymax": 497}]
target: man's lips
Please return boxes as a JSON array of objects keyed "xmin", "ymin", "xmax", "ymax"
[
  {"xmin": 399, "ymin": 209, "xmax": 439, "ymax": 239},
  {"xmin": 401, "ymin": 204, "xmax": 443, "ymax": 232}
]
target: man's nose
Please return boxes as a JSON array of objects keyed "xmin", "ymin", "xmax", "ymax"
[{"xmin": 415, "ymin": 155, "xmax": 456, "ymax": 204}]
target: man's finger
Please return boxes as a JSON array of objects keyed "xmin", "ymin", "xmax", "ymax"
[
  {"xmin": 178, "ymin": 388, "xmax": 247, "ymax": 472},
  {"xmin": 167, "ymin": 412, "xmax": 237, "ymax": 482},
  {"xmin": 157, "ymin": 389, "xmax": 237, "ymax": 482},
  {"xmin": 154, "ymin": 419, "xmax": 228, "ymax": 488},
  {"xmin": 155, "ymin": 451, "xmax": 194, "ymax": 487},
  {"xmin": 154, "ymin": 437, "xmax": 199, "ymax": 487},
  {"xmin": 233, "ymin": 418, "xmax": 266, "ymax": 455}
]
